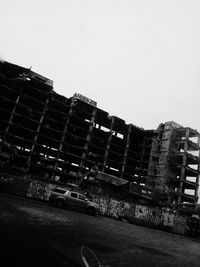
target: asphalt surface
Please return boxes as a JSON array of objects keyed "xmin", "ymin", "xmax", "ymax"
[{"xmin": 1, "ymin": 193, "xmax": 200, "ymax": 267}]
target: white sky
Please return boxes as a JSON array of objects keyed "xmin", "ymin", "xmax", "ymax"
[
  {"xmin": 1, "ymin": 0, "xmax": 200, "ymax": 201},
  {"xmin": 1, "ymin": 0, "xmax": 200, "ymax": 131}
]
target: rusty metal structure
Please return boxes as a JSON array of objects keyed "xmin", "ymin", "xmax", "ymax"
[{"xmin": 0, "ymin": 61, "xmax": 199, "ymax": 206}]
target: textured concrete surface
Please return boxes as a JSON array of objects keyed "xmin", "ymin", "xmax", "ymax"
[{"xmin": 0, "ymin": 193, "xmax": 200, "ymax": 267}]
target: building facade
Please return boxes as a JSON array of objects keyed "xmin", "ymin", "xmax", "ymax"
[
  {"xmin": 0, "ymin": 61, "xmax": 199, "ymax": 205},
  {"xmin": 147, "ymin": 122, "xmax": 200, "ymax": 204}
]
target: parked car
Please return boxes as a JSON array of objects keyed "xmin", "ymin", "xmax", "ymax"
[{"xmin": 49, "ymin": 188, "xmax": 99, "ymax": 215}]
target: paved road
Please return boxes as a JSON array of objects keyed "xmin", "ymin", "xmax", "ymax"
[{"xmin": 1, "ymin": 193, "xmax": 200, "ymax": 267}]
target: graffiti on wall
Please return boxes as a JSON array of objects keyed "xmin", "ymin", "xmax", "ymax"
[
  {"xmin": 162, "ymin": 208, "xmax": 174, "ymax": 227},
  {"xmin": 27, "ymin": 180, "xmax": 49, "ymax": 200},
  {"xmin": 173, "ymin": 214, "xmax": 187, "ymax": 234},
  {"xmin": 26, "ymin": 179, "xmax": 188, "ymax": 234},
  {"xmin": 27, "ymin": 179, "xmax": 67, "ymax": 201},
  {"xmin": 134, "ymin": 205, "xmax": 162, "ymax": 226},
  {"xmin": 92, "ymin": 195, "xmax": 110, "ymax": 215},
  {"xmin": 91, "ymin": 195, "xmax": 134, "ymax": 219}
]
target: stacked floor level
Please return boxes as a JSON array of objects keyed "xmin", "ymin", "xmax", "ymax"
[
  {"xmin": 0, "ymin": 61, "xmax": 155, "ymax": 186},
  {"xmin": 147, "ymin": 122, "xmax": 200, "ymax": 204}
]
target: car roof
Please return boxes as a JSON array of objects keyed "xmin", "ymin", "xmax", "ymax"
[{"xmin": 52, "ymin": 188, "xmax": 67, "ymax": 192}]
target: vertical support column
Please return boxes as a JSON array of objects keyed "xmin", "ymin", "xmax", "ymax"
[
  {"xmin": 102, "ymin": 116, "xmax": 115, "ymax": 173},
  {"xmin": 138, "ymin": 134, "xmax": 147, "ymax": 185},
  {"xmin": 147, "ymin": 125, "xmax": 163, "ymax": 188},
  {"xmin": 27, "ymin": 92, "xmax": 52, "ymax": 168},
  {"xmin": 3, "ymin": 94, "xmax": 21, "ymax": 141},
  {"xmin": 0, "ymin": 91, "xmax": 21, "ymax": 160},
  {"xmin": 120, "ymin": 124, "xmax": 131, "ymax": 179},
  {"xmin": 178, "ymin": 128, "xmax": 189, "ymax": 204},
  {"xmin": 78, "ymin": 108, "xmax": 97, "ymax": 175},
  {"xmin": 52, "ymin": 98, "xmax": 75, "ymax": 179},
  {"xmin": 195, "ymin": 133, "xmax": 200, "ymax": 199}
]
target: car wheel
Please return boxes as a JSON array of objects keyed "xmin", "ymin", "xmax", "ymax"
[
  {"xmin": 90, "ymin": 165, "xmax": 98, "ymax": 175},
  {"xmin": 56, "ymin": 199, "xmax": 64, "ymax": 208},
  {"xmin": 87, "ymin": 206, "xmax": 96, "ymax": 215}
]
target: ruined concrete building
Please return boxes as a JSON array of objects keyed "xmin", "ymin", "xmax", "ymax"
[
  {"xmin": 148, "ymin": 122, "xmax": 200, "ymax": 204},
  {"xmin": 0, "ymin": 61, "xmax": 199, "ymax": 205}
]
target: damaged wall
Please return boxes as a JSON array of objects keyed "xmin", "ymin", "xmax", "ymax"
[{"xmin": 147, "ymin": 123, "xmax": 200, "ymax": 204}]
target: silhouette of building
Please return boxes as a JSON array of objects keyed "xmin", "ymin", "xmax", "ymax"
[{"xmin": 0, "ymin": 61, "xmax": 199, "ymax": 204}]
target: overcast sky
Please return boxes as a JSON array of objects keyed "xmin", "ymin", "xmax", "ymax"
[{"xmin": 1, "ymin": 0, "xmax": 200, "ymax": 131}]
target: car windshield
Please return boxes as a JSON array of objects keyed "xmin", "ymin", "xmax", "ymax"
[
  {"xmin": 52, "ymin": 189, "xmax": 66, "ymax": 194},
  {"xmin": 78, "ymin": 194, "xmax": 87, "ymax": 201}
]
